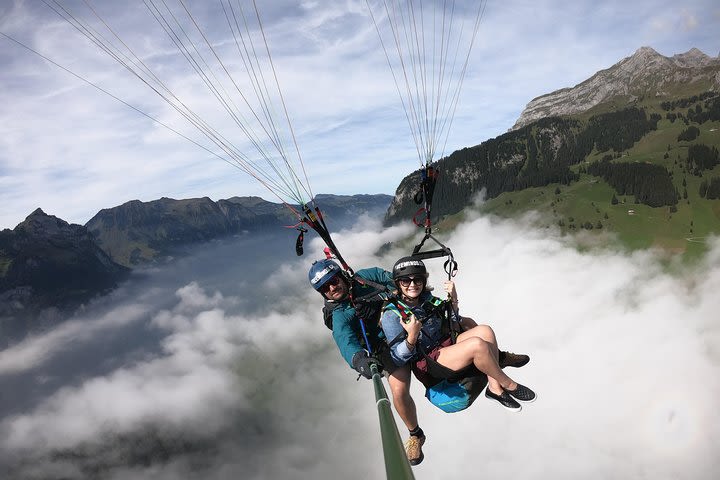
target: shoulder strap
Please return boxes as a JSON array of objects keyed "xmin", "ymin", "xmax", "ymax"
[
  {"xmin": 322, "ymin": 299, "xmax": 341, "ymax": 330},
  {"xmin": 383, "ymin": 301, "xmax": 411, "ymax": 348},
  {"xmin": 424, "ymin": 295, "xmax": 444, "ymax": 308},
  {"xmin": 383, "ymin": 302, "xmax": 406, "ymax": 319}
]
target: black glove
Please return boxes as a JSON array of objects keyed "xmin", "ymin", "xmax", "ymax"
[
  {"xmin": 354, "ymin": 299, "xmax": 384, "ymax": 323},
  {"xmin": 351, "ymin": 350, "xmax": 377, "ymax": 379}
]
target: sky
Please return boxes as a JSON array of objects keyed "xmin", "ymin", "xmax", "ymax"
[
  {"xmin": 0, "ymin": 208, "xmax": 719, "ymax": 479},
  {"xmin": 1, "ymin": 0, "xmax": 720, "ymax": 230}
]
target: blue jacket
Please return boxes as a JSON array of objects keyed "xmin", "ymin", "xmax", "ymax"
[
  {"xmin": 331, "ymin": 267, "xmax": 395, "ymax": 367},
  {"xmin": 380, "ymin": 291, "xmax": 453, "ymax": 366}
]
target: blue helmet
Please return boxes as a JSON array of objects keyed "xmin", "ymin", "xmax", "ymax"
[{"xmin": 308, "ymin": 259, "xmax": 342, "ymax": 291}]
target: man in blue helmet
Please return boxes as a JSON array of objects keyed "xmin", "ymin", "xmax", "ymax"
[{"xmin": 308, "ymin": 259, "xmax": 427, "ymax": 466}]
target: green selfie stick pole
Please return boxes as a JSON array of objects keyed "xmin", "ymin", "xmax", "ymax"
[{"xmin": 370, "ymin": 363, "xmax": 416, "ymax": 480}]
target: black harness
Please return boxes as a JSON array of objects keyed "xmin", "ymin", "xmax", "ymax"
[{"xmin": 385, "ymin": 296, "xmax": 477, "ymax": 383}]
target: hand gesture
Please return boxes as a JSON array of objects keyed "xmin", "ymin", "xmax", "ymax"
[
  {"xmin": 400, "ymin": 313, "xmax": 421, "ymax": 339},
  {"xmin": 444, "ymin": 280, "xmax": 458, "ymax": 303}
]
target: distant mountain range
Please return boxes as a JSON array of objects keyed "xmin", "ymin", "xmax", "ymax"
[
  {"xmin": 86, "ymin": 194, "xmax": 389, "ymax": 267},
  {"xmin": 0, "ymin": 194, "xmax": 391, "ymax": 334},
  {"xmin": 5, "ymin": 45, "xmax": 720, "ymax": 335}
]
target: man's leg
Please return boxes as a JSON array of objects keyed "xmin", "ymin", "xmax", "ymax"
[
  {"xmin": 387, "ymin": 366, "xmax": 417, "ymax": 430},
  {"xmin": 388, "ymin": 365, "xmax": 425, "ymax": 466}
]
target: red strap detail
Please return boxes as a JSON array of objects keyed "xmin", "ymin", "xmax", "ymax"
[
  {"xmin": 412, "ymin": 208, "xmax": 426, "ymax": 227},
  {"xmin": 393, "ymin": 302, "xmax": 413, "ymax": 323}
]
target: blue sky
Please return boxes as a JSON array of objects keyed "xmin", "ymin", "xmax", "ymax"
[{"xmin": 1, "ymin": 0, "xmax": 719, "ymax": 229}]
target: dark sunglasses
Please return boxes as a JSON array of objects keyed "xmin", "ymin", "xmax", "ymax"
[
  {"xmin": 397, "ymin": 276, "xmax": 425, "ymax": 287},
  {"xmin": 319, "ymin": 274, "xmax": 343, "ymax": 293}
]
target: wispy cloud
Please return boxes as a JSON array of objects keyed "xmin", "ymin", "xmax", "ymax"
[{"xmin": 1, "ymin": 0, "xmax": 719, "ymax": 229}]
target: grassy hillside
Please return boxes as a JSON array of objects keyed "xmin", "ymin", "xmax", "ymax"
[{"xmin": 476, "ymin": 104, "xmax": 720, "ymax": 262}]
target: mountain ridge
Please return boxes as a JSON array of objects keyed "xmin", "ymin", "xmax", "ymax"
[
  {"xmin": 0, "ymin": 194, "xmax": 392, "ymax": 337},
  {"xmin": 86, "ymin": 194, "xmax": 392, "ymax": 266},
  {"xmin": 512, "ymin": 47, "xmax": 720, "ymax": 130}
]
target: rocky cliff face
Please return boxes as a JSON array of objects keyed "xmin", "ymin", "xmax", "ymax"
[
  {"xmin": 512, "ymin": 47, "xmax": 720, "ymax": 130},
  {"xmin": 0, "ymin": 209, "xmax": 129, "ymax": 326}
]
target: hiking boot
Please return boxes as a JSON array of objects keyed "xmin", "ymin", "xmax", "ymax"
[
  {"xmin": 485, "ymin": 388, "xmax": 521, "ymax": 412},
  {"xmin": 404, "ymin": 435, "xmax": 425, "ymax": 466},
  {"xmin": 506, "ymin": 383, "xmax": 536, "ymax": 403},
  {"xmin": 499, "ymin": 351, "xmax": 530, "ymax": 368}
]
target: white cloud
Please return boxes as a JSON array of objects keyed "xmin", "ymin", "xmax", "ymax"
[
  {"xmin": 680, "ymin": 9, "xmax": 700, "ymax": 31},
  {"xmin": 401, "ymin": 214, "xmax": 720, "ymax": 479},
  {"xmin": 0, "ymin": 303, "xmax": 149, "ymax": 375},
  {"xmin": 1, "ymin": 212, "xmax": 720, "ymax": 478}
]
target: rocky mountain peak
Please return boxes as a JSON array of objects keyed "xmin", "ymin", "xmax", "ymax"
[
  {"xmin": 672, "ymin": 47, "xmax": 718, "ymax": 67},
  {"xmin": 1, "ymin": 209, "xmax": 129, "ymax": 320},
  {"xmin": 634, "ymin": 46, "xmax": 661, "ymax": 58},
  {"xmin": 623, "ymin": 46, "xmax": 669, "ymax": 69},
  {"xmin": 512, "ymin": 46, "xmax": 720, "ymax": 130},
  {"xmin": 17, "ymin": 208, "xmax": 80, "ymax": 238}
]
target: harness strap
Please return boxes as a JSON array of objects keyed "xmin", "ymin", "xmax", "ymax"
[
  {"xmin": 413, "ymin": 165, "xmax": 440, "ymax": 234},
  {"xmin": 347, "ymin": 274, "xmax": 394, "ymax": 355},
  {"xmin": 301, "ymin": 204, "xmax": 354, "ymax": 275},
  {"xmin": 294, "ymin": 226, "xmax": 307, "ymax": 256},
  {"xmin": 384, "ymin": 297, "xmax": 473, "ymax": 382},
  {"xmin": 411, "ymin": 234, "xmax": 458, "ymax": 279},
  {"xmin": 385, "ymin": 297, "xmax": 453, "ymax": 348}
]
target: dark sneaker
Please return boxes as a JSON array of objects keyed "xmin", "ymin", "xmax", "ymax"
[
  {"xmin": 499, "ymin": 351, "xmax": 530, "ymax": 368},
  {"xmin": 485, "ymin": 388, "xmax": 521, "ymax": 412},
  {"xmin": 405, "ymin": 435, "xmax": 425, "ymax": 466},
  {"xmin": 506, "ymin": 383, "xmax": 536, "ymax": 403}
]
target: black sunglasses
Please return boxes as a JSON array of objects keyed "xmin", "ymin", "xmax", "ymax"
[
  {"xmin": 319, "ymin": 274, "xmax": 342, "ymax": 293},
  {"xmin": 397, "ymin": 276, "xmax": 425, "ymax": 287}
]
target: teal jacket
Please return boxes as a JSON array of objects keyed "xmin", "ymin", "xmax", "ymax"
[{"xmin": 331, "ymin": 267, "xmax": 395, "ymax": 367}]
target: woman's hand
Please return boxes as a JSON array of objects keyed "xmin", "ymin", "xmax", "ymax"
[
  {"xmin": 400, "ymin": 313, "xmax": 421, "ymax": 345},
  {"xmin": 444, "ymin": 280, "xmax": 458, "ymax": 304}
]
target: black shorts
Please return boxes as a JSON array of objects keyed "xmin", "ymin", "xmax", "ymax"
[{"xmin": 372, "ymin": 342, "xmax": 402, "ymax": 375}]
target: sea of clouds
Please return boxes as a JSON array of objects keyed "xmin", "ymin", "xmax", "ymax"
[{"xmin": 1, "ymin": 210, "xmax": 719, "ymax": 479}]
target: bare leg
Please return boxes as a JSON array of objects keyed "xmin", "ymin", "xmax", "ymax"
[
  {"xmin": 457, "ymin": 324, "xmax": 500, "ymax": 362},
  {"xmin": 387, "ymin": 365, "xmax": 418, "ymax": 430},
  {"xmin": 436, "ymin": 335, "xmax": 517, "ymax": 395}
]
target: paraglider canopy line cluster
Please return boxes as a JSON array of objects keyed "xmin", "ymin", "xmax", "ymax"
[
  {"xmin": 32, "ymin": 0, "xmax": 315, "ymax": 216},
  {"xmin": 2, "ymin": 1, "xmax": 487, "ymax": 276},
  {"xmin": 366, "ymin": 0, "xmax": 486, "ymax": 168}
]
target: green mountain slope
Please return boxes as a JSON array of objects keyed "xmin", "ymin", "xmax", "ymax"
[
  {"xmin": 480, "ymin": 99, "xmax": 720, "ymax": 260},
  {"xmin": 385, "ymin": 47, "xmax": 720, "ymax": 261}
]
